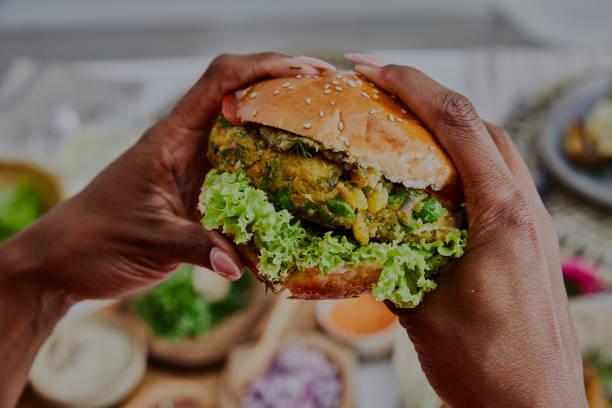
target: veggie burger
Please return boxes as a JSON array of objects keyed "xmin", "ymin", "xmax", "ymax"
[{"xmin": 199, "ymin": 72, "xmax": 467, "ymax": 308}]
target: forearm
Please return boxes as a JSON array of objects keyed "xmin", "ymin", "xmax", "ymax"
[{"xmin": 0, "ymin": 233, "xmax": 75, "ymax": 408}]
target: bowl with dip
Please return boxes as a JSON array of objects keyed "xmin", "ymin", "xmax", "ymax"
[{"xmin": 315, "ymin": 294, "xmax": 399, "ymax": 358}]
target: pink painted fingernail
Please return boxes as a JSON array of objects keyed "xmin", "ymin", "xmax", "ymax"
[
  {"xmin": 292, "ymin": 56, "xmax": 337, "ymax": 72},
  {"xmin": 345, "ymin": 53, "xmax": 386, "ymax": 67},
  {"xmin": 354, "ymin": 64, "xmax": 379, "ymax": 76},
  {"xmin": 210, "ymin": 247, "xmax": 241, "ymax": 281}
]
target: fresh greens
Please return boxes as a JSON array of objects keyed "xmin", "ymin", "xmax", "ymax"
[
  {"xmin": 414, "ymin": 197, "xmax": 444, "ymax": 223},
  {"xmin": 201, "ymin": 171, "xmax": 467, "ymax": 308},
  {"xmin": 289, "ymin": 139, "xmax": 313, "ymax": 158},
  {"xmin": 0, "ymin": 179, "xmax": 44, "ymax": 243},
  {"xmin": 275, "ymin": 189, "xmax": 294, "ymax": 210},
  {"xmin": 325, "ymin": 199, "xmax": 355, "ymax": 221},
  {"xmin": 585, "ymin": 349, "xmax": 612, "ymax": 398},
  {"xmin": 387, "ymin": 192, "xmax": 408, "ymax": 205},
  {"xmin": 134, "ymin": 264, "xmax": 252, "ymax": 340}
]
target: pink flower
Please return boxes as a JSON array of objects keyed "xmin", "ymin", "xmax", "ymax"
[{"xmin": 562, "ymin": 256, "xmax": 606, "ymax": 296}]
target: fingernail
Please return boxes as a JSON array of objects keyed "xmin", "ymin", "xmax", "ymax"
[
  {"xmin": 344, "ymin": 53, "xmax": 386, "ymax": 67},
  {"xmin": 354, "ymin": 64, "xmax": 379, "ymax": 76},
  {"xmin": 292, "ymin": 56, "xmax": 337, "ymax": 72},
  {"xmin": 210, "ymin": 247, "xmax": 241, "ymax": 281}
]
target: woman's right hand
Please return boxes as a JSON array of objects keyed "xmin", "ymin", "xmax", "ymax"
[{"xmin": 348, "ymin": 54, "xmax": 588, "ymax": 408}]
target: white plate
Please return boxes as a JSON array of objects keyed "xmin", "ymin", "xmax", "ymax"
[{"xmin": 539, "ymin": 76, "xmax": 612, "ymax": 208}]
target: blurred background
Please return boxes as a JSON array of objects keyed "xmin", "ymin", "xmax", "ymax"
[{"xmin": 2, "ymin": 1, "xmax": 612, "ymax": 407}]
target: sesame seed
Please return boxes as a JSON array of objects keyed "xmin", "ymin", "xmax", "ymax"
[
  {"xmin": 336, "ymin": 74, "xmax": 342, "ymax": 79},
  {"xmin": 288, "ymin": 85, "xmax": 294, "ymax": 89},
  {"xmin": 396, "ymin": 118, "xmax": 403, "ymax": 123},
  {"xmin": 388, "ymin": 114, "xmax": 394, "ymax": 121},
  {"xmin": 324, "ymin": 89, "xmax": 331, "ymax": 94},
  {"xmin": 296, "ymin": 74, "xmax": 303, "ymax": 78},
  {"xmin": 370, "ymin": 109, "xmax": 376, "ymax": 114},
  {"xmin": 356, "ymin": 79, "xmax": 363, "ymax": 86},
  {"xmin": 330, "ymin": 101, "xmax": 336, "ymax": 106},
  {"xmin": 252, "ymin": 109, "xmax": 257, "ymax": 117},
  {"xmin": 273, "ymin": 89, "xmax": 280, "ymax": 95},
  {"xmin": 306, "ymin": 98, "xmax": 311, "ymax": 104},
  {"xmin": 429, "ymin": 146, "xmax": 435, "ymax": 151},
  {"xmin": 335, "ymin": 86, "xmax": 343, "ymax": 91},
  {"xmin": 331, "ymin": 79, "xmax": 340, "ymax": 85},
  {"xmin": 319, "ymin": 110, "xmax": 324, "ymax": 117},
  {"xmin": 324, "ymin": 83, "xmax": 330, "ymax": 89},
  {"xmin": 401, "ymin": 109, "xmax": 407, "ymax": 113},
  {"xmin": 372, "ymin": 94, "xmax": 379, "ymax": 99},
  {"xmin": 341, "ymin": 77, "xmax": 348, "ymax": 83},
  {"xmin": 250, "ymin": 92, "xmax": 258, "ymax": 98},
  {"xmin": 339, "ymin": 136, "xmax": 349, "ymax": 146},
  {"xmin": 303, "ymin": 122, "xmax": 312, "ymax": 129},
  {"xmin": 282, "ymin": 82, "xmax": 291, "ymax": 88},
  {"xmin": 338, "ymin": 121, "xmax": 344, "ymax": 130},
  {"xmin": 347, "ymin": 80, "xmax": 356, "ymax": 87},
  {"xmin": 360, "ymin": 91, "xmax": 370, "ymax": 98}
]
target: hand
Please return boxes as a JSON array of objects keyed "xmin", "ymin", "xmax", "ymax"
[
  {"xmin": 347, "ymin": 55, "xmax": 587, "ymax": 407},
  {"xmin": 2, "ymin": 52, "xmax": 335, "ymax": 300},
  {"xmin": 0, "ymin": 52, "xmax": 336, "ymax": 406}
]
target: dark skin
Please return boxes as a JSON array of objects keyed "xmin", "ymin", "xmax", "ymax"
[
  {"xmin": 348, "ymin": 53, "xmax": 587, "ymax": 407},
  {"xmin": 0, "ymin": 52, "xmax": 587, "ymax": 408},
  {"xmin": 0, "ymin": 52, "xmax": 332, "ymax": 407}
]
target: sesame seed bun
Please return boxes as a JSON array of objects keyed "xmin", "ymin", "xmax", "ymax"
[
  {"xmin": 236, "ymin": 72, "xmax": 457, "ymax": 190},
  {"xmin": 239, "ymin": 243, "xmax": 382, "ymax": 300}
]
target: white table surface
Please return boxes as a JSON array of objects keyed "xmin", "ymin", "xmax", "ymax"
[{"xmin": 2, "ymin": 47, "xmax": 612, "ymax": 408}]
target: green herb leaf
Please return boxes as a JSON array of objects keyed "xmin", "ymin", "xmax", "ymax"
[
  {"xmin": 289, "ymin": 139, "xmax": 312, "ymax": 158},
  {"xmin": 275, "ymin": 189, "xmax": 294, "ymax": 210},
  {"xmin": 328, "ymin": 172, "xmax": 338, "ymax": 189},
  {"xmin": 388, "ymin": 192, "xmax": 408, "ymax": 205},
  {"xmin": 325, "ymin": 199, "xmax": 355, "ymax": 221},
  {"xmin": 414, "ymin": 197, "xmax": 444, "ymax": 223},
  {"xmin": 219, "ymin": 115, "xmax": 233, "ymax": 128}
]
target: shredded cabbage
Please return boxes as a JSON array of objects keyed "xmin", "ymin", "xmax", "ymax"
[{"xmin": 201, "ymin": 170, "xmax": 467, "ymax": 308}]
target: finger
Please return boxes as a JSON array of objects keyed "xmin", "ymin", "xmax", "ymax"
[
  {"xmin": 484, "ymin": 123, "xmax": 566, "ymax": 315},
  {"xmin": 344, "ymin": 53, "xmax": 387, "ymax": 67},
  {"xmin": 483, "ymin": 121, "xmax": 542, "ymax": 203},
  {"xmin": 292, "ymin": 56, "xmax": 337, "ymax": 72},
  {"xmin": 167, "ymin": 220, "xmax": 243, "ymax": 281},
  {"xmin": 355, "ymin": 64, "xmax": 516, "ymax": 204},
  {"xmin": 172, "ymin": 52, "xmax": 333, "ymax": 130}
]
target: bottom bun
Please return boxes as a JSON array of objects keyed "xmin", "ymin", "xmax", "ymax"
[{"xmin": 239, "ymin": 243, "xmax": 382, "ymax": 300}]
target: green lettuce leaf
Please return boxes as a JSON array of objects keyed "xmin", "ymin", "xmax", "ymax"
[{"xmin": 201, "ymin": 170, "xmax": 467, "ymax": 308}]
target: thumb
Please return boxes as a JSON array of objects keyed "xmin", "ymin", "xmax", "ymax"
[{"xmin": 168, "ymin": 220, "xmax": 244, "ymax": 281}]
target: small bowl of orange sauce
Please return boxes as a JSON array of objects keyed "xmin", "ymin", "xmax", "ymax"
[{"xmin": 315, "ymin": 295, "xmax": 399, "ymax": 359}]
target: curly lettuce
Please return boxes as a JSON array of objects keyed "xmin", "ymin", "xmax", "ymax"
[{"xmin": 201, "ymin": 170, "xmax": 467, "ymax": 308}]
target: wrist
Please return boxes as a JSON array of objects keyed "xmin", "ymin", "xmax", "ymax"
[{"xmin": 0, "ymin": 216, "xmax": 78, "ymax": 307}]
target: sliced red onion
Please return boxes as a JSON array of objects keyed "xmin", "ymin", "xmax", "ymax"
[{"xmin": 242, "ymin": 345, "xmax": 342, "ymax": 408}]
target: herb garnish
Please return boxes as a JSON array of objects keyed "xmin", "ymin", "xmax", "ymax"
[{"xmin": 289, "ymin": 139, "xmax": 312, "ymax": 158}]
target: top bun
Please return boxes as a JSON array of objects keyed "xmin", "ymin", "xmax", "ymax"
[{"xmin": 236, "ymin": 72, "xmax": 457, "ymax": 190}]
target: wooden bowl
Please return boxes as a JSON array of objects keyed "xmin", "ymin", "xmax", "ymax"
[
  {"xmin": 219, "ymin": 331, "xmax": 357, "ymax": 408},
  {"xmin": 0, "ymin": 160, "xmax": 64, "ymax": 209},
  {"xmin": 116, "ymin": 285, "xmax": 273, "ymax": 368}
]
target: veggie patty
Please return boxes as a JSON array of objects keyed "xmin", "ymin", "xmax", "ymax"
[{"xmin": 208, "ymin": 116, "xmax": 463, "ymax": 246}]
